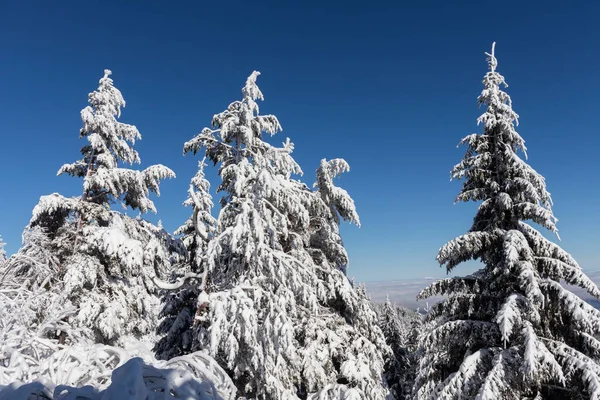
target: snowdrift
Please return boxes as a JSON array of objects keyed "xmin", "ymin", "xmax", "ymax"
[{"xmin": 0, "ymin": 347, "xmax": 236, "ymax": 400}]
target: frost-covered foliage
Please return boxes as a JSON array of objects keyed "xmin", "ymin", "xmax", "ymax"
[
  {"xmin": 415, "ymin": 43, "xmax": 600, "ymax": 399},
  {"xmin": 58, "ymin": 69, "xmax": 175, "ymax": 213},
  {"xmin": 165, "ymin": 71, "xmax": 388, "ymax": 398},
  {"xmin": 0, "ymin": 305, "xmax": 235, "ymax": 400},
  {"xmin": 156, "ymin": 158, "xmax": 217, "ymax": 359},
  {"xmin": 0, "ymin": 236, "xmax": 6, "ymax": 265},
  {"xmin": 1, "ymin": 209, "xmax": 184, "ymax": 345},
  {"xmin": 0, "ymin": 282, "xmax": 235, "ymax": 400},
  {"xmin": 0, "ymin": 275, "xmax": 90, "ymax": 382},
  {"xmin": 374, "ymin": 299, "xmax": 421, "ymax": 400}
]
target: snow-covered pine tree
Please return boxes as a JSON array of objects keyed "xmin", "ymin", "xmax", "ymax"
[
  {"xmin": 375, "ymin": 298, "xmax": 421, "ymax": 400},
  {"xmin": 155, "ymin": 158, "xmax": 217, "ymax": 359},
  {"xmin": 415, "ymin": 43, "xmax": 600, "ymax": 399},
  {"xmin": 174, "ymin": 71, "xmax": 388, "ymax": 399},
  {"xmin": 1, "ymin": 69, "xmax": 179, "ymax": 346}
]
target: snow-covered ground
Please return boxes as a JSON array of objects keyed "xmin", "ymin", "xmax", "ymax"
[{"xmin": 0, "ymin": 341, "xmax": 236, "ymax": 400}]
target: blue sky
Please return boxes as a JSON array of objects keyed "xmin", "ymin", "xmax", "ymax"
[{"xmin": 0, "ymin": 0, "xmax": 598, "ymax": 282}]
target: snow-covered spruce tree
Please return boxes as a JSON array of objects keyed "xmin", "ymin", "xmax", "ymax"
[
  {"xmin": 375, "ymin": 298, "xmax": 421, "ymax": 400},
  {"xmin": 1, "ymin": 69, "xmax": 179, "ymax": 346},
  {"xmin": 155, "ymin": 158, "xmax": 217, "ymax": 359},
  {"xmin": 174, "ymin": 71, "xmax": 388, "ymax": 399},
  {"xmin": 415, "ymin": 43, "xmax": 600, "ymax": 399}
]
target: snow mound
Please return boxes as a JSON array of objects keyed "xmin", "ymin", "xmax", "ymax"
[{"xmin": 0, "ymin": 355, "xmax": 233, "ymax": 400}]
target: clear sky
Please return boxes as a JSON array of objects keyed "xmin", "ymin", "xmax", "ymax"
[{"xmin": 0, "ymin": 0, "xmax": 598, "ymax": 282}]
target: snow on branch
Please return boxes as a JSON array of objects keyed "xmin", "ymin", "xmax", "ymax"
[{"xmin": 485, "ymin": 42, "xmax": 497, "ymax": 73}]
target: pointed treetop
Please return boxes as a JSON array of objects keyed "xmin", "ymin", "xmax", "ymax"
[
  {"xmin": 242, "ymin": 70, "xmax": 263, "ymax": 102},
  {"xmin": 199, "ymin": 156, "xmax": 208, "ymax": 170},
  {"xmin": 54, "ymin": 69, "xmax": 174, "ymax": 214},
  {"xmin": 485, "ymin": 42, "xmax": 498, "ymax": 72}
]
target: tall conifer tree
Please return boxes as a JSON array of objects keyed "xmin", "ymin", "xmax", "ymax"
[
  {"xmin": 155, "ymin": 158, "xmax": 217, "ymax": 359},
  {"xmin": 170, "ymin": 71, "xmax": 388, "ymax": 399},
  {"xmin": 2, "ymin": 70, "xmax": 178, "ymax": 345},
  {"xmin": 415, "ymin": 44, "xmax": 600, "ymax": 399}
]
